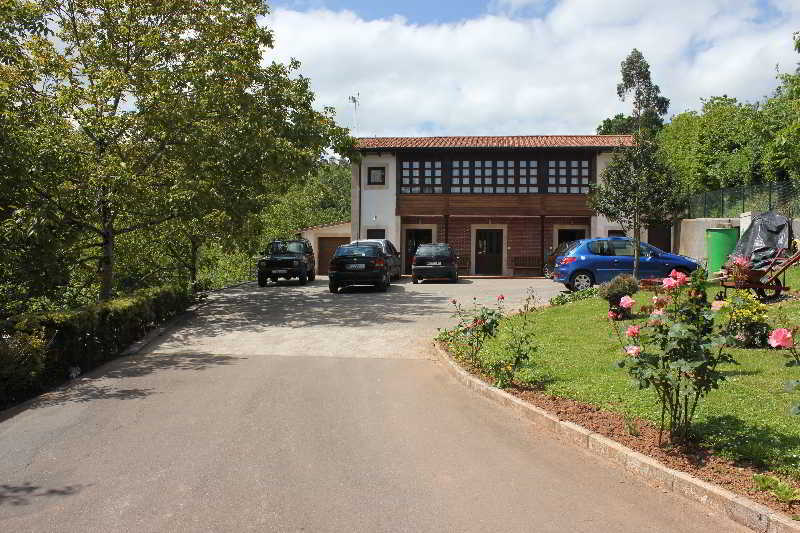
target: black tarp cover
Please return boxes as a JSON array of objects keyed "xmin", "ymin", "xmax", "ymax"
[{"xmin": 731, "ymin": 211, "xmax": 790, "ymax": 270}]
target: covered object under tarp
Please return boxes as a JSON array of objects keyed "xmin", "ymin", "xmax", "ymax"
[{"xmin": 731, "ymin": 211, "xmax": 791, "ymax": 270}]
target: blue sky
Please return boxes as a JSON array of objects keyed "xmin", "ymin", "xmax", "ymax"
[{"xmin": 265, "ymin": 1, "xmax": 800, "ymax": 137}]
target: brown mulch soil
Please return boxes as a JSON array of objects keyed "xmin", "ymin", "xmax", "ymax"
[{"xmin": 448, "ymin": 350, "xmax": 800, "ymax": 518}]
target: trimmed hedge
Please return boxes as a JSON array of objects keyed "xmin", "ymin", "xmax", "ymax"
[{"xmin": 0, "ymin": 285, "xmax": 194, "ymax": 409}]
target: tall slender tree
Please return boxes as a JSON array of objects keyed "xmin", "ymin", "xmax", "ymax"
[{"xmin": 590, "ymin": 49, "xmax": 677, "ymax": 280}]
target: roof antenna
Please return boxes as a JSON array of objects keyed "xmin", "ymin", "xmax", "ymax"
[{"xmin": 348, "ymin": 92, "xmax": 360, "ymax": 137}]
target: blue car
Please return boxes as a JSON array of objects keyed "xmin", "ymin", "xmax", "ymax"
[{"xmin": 553, "ymin": 237, "xmax": 700, "ymax": 291}]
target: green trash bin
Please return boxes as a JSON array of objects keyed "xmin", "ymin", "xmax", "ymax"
[{"xmin": 706, "ymin": 227, "xmax": 739, "ymax": 275}]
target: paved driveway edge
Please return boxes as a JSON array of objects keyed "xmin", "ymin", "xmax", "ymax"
[{"xmin": 432, "ymin": 341, "xmax": 798, "ymax": 533}]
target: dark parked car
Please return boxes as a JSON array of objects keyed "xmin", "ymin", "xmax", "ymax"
[
  {"xmin": 257, "ymin": 239, "xmax": 315, "ymax": 287},
  {"xmin": 411, "ymin": 243, "xmax": 458, "ymax": 283},
  {"xmin": 349, "ymin": 239, "xmax": 402, "ymax": 280},
  {"xmin": 553, "ymin": 237, "xmax": 700, "ymax": 291},
  {"xmin": 328, "ymin": 244, "xmax": 391, "ymax": 293},
  {"xmin": 543, "ymin": 240, "xmax": 580, "ymax": 278}
]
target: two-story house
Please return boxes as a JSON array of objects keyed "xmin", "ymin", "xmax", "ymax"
[{"xmin": 349, "ymin": 135, "xmax": 651, "ymax": 276}]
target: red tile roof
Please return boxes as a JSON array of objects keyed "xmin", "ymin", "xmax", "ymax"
[{"xmin": 356, "ymin": 135, "xmax": 633, "ymax": 150}]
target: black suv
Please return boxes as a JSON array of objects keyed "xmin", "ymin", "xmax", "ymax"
[{"xmin": 257, "ymin": 239, "xmax": 316, "ymax": 286}]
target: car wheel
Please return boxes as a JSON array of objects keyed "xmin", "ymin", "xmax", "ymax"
[
  {"xmin": 571, "ymin": 271, "xmax": 594, "ymax": 291},
  {"xmin": 298, "ymin": 273, "xmax": 308, "ymax": 285},
  {"xmin": 270, "ymin": 277, "xmax": 278, "ymax": 283},
  {"xmin": 328, "ymin": 282, "xmax": 338, "ymax": 294},
  {"xmin": 308, "ymin": 269, "xmax": 316, "ymax": 282},
  {"xmin": 257, "ymin": 272, "xmax": 267, "ymax": 287},
  {"xmin": 412, "ymin": 276, "xmax": 419, "ymax": 284}
]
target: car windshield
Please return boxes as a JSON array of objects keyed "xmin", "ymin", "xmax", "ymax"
[
  {"xmin": 416, "ymin": 244, "xmax": 450, "ymax": 257},
  {"xmin": 335, "ymin": 246, "xmax": 379, "ymax": 257},
  {"xmin": 269, "ymin": 241, "xmax": 305, "ymax": 254}
]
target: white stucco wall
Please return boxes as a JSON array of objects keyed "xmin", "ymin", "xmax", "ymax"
[
  {"xmin": 300, "ymin": 222, "xmax": 351, "ymax": 273},
  {"xmin": 353, "ymin": 153, "xmax": 402, "ymax": 247},
  {"xmin": 590, "ymin": 151, "xmax": 648, "ymax": 241}
]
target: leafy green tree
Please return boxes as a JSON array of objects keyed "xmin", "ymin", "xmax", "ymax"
[
  {"xmin": 4, "ymin": 0, "xmax": 352, "ymax": 302},
  {"xmin": 596, "ymin": 113, "xmax": 636, "ymax": 135},
  {"xmin": 659, "ymin": 97, "xmax": 765, "ymax": 193},
  {"xmin": 591, "ymin": 49, "xmax": 679, "ymax": 279}
]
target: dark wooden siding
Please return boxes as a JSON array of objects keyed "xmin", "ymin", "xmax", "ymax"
[{"xmin": 396, "ymin": 194, "xmax": 593, "ymax": 217}]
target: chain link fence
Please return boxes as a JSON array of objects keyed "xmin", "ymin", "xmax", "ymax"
[{"xmin": 688, "ymin": 181, "xmax": 800, "ymax": 219}]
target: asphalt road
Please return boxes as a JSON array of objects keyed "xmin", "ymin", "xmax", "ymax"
[{"xmin": 0, "ymin": 277, "xmax": 748, "ymax": 532}]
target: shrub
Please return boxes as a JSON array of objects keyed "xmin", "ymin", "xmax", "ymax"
[
  {"xmin": 0, "ymin": 284, "xmax": 194, "ymax": 409},
  {"xmin": 717, "ymin": 290, "xmax": 771, "ymax": 347},
  {"xmin": 597, "ymin": 274, "xmax": 639, "ymax": 317},
  {"xmin": 612, "ymin": 268, "xmax": 736, "ymax": 443},
  {"xmin": 437, "ymin": 296, "xmax": 505, "ymax": 362},
  {"xmin": 478, "ymin": 310, "xmax": 538, "ymax": 389},
  {"xmin": 549, "ymin": 287, "xmax": 598, "ymax": 306}
]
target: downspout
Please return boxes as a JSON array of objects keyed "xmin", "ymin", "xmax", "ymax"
[{"xmin": 358, "ymin": 162, "xmax": 362, "ymax": 239}]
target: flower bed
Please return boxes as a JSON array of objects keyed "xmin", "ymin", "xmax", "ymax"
[{"xmin": 436, "ymin": 267, "xmax": 800, "ymax": 516}]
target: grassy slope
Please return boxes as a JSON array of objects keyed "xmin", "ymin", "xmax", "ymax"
[{"xmin": 518, "ymin": 267, "xmax": 800, "ymax": 474}]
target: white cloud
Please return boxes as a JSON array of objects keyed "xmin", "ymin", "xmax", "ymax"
[{"xmin": 263, "ymin": 1, "xmax": 800, "ymax": 137}]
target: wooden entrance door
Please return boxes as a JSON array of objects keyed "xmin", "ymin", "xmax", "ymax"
[
  {"xmin": 647, "ymin": 223, "xmax": 672, "ymax": 253},
  {"xmin": 405, "ymin": 229, "xmax": 433, "ymax": 274},
  {"xmin": 475, "ymin": 229, "xmax": 503, "ymax": 275}
]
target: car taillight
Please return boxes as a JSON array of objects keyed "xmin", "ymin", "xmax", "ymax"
[
  {"xmin": 560, "ymin": 257, "xmax": 577, "ymax": 265},
  {"xmin": 375, "ymin": 258, "xmax": 385, "ymax": 267},
  {"xmin": 412, "ymin": 256, "xmax": 417, "ymax": 265}
]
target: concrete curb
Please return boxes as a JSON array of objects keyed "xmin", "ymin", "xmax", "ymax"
[{"xmin": 432, "ymin": 341, "xmax": 800, "ymax": 533}]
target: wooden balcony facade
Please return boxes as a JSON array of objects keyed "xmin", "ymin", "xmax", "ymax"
[{"xmin": 396, "ymin": 193, "xmax": 594, "ymax": 217}]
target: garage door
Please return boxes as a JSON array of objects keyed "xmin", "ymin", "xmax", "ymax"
[{"xmin": 318, "ymin": 237, "xmax": 351, "ymax": 274}]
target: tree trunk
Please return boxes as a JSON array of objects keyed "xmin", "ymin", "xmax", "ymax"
[
  {"xmin": 100, "ymin": 224, "xmax": 114, "ymax": 301},
  {"xmin": 189, "ymin": 237, "xmax": 200, "ymax": 284},
  {"xmin": 633, "ymin": 220, "xmax": 641, "ymax": 280}
]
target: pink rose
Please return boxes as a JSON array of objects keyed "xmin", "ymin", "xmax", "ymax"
[
  {"xmin": 450, "ymin": 299, "xmax": 457, "ymax": 305},
  {"xmin": 497, "ymin": 294, "xmax": 505, "ymax": 301},
  {"xmin": 710, "ymin": 300, "xmax": 726, "ymax": 311},
  {"xmin": 662, "ymin": 277, "xmax": 678, "ymax": 290},
  {"xmin": 608, "ymin": 311, "xmax": 618, "ymax": 320},
  {"xmin": 619, "ymin": 295, "xmax": 635, "ymax": 309},
  {"xmin": 652, "ymin": 308, "xmax": 665, "ymax": 316},
  {"xmin": 626, "ymin": 325, "xmax": 640, "ymax": 337},
  {"xmin": 768, "ymin": 328, "xmax": 794, "ymax": 349},
  {"xmin": 733, "ymin": 256, "xmax": 751, "ymax": 268},
  {"xmin": 625, "ymin": 345, "xmax": 642, "ymax": 357},
  {"xmin": 670, "ymin": 269, "xmax": 688, "ymax": 286}
]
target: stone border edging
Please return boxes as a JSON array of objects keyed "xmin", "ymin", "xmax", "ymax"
[{"xmin": 432, "ymin": 341, "xmax": 799, "ymax": 533}]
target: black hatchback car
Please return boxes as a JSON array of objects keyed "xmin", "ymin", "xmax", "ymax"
[
  {"xmin": 411, "ymin": 243, "xmax": 458, "ymax": 283},
  {"xmin": 328, "ymin": 244, "xmax": 391, "ymax": 293}
]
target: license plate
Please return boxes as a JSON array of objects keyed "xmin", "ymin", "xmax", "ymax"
[
  {"xmin": 429, "ymin": 261, "xmax": 442, "ymax": 266},
  {"xmin": 346, "ymin": 264, "xmax": 365, "ymax": 270},
  {"xmin": 272, "ymin": 269, "xmax": 287, "ymax": 274}
]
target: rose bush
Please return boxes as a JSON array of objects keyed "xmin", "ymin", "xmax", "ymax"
[{"xmin": 611, "ymin": 268, "xmax": 737, "ymax": 443}]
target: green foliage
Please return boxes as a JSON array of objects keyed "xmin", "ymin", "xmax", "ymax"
[
  {"xmin": 659, "ymin": 97, "xmax": 765, "ymax": 192},
  {"xmin": 259, "ymin": 160, "xmax": 352, "ymax": 244},
  {"xmin": 718, "ymin": 290, "xmax": 771, "ymax": 348},
  {"xmin": 616, "ymin": 48, "xmax": 670, "ymax": 134},
  {"xmin": 597, "ymin": 274, "xmax": 640, "ymax": 304},
  {"xmin": 614, "ymin": 269, "xmax": 736, "ymax": 442},
  {"xmin": 753, "ymin": 473, "xmax": 781, "ymax": 491},
  {"xmin": 438, "ymin": 291, "xmax": 542, "ymax": 389},
  {"xmin": 0, "ymin": 284, "xmax": 194, "ymax": 408},
  {"xmin": 549, "ymin": 287, "xmax": 598, "ymax": 306},
  {"xmin": 1, "ymin": 0, "xmax": 353, "ymax": 304}
]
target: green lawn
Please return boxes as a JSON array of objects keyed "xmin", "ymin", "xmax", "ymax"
[{"xmin": 511, "ymin": 267, "xmax": 800, "ymax": 475}]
